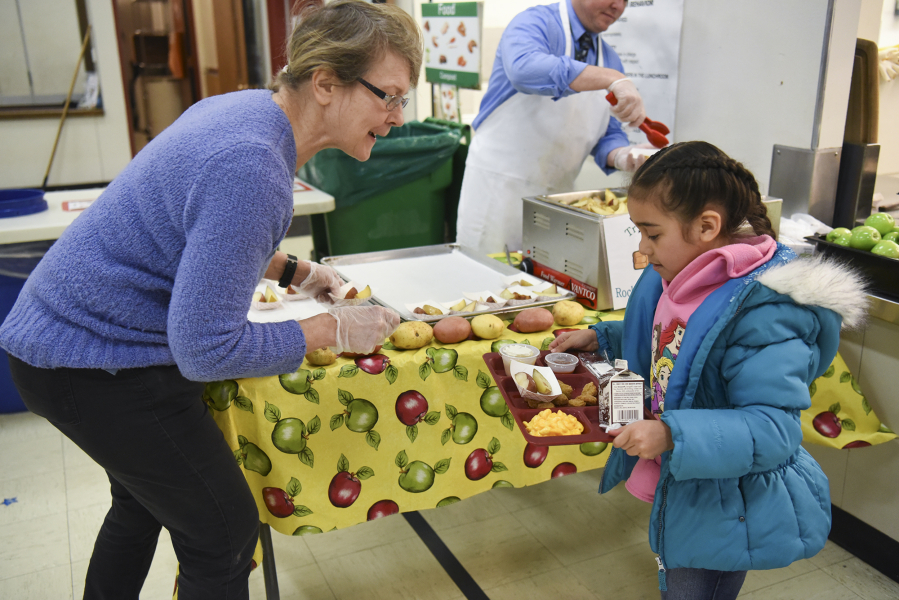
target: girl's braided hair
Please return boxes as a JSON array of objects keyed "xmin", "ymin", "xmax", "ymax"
[{"xmin": 629, "ymin": 141, "xmax": 775, "ymax": 239}]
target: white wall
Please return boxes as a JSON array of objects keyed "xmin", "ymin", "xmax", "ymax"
[{"xmin": 0, "ymin": 0, "xmax": 131, "ymax": 189}]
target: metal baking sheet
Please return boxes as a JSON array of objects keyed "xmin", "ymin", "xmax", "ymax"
[{"xmin": 322, "ymin": 244, "xmax": 572, "ymax": 321}]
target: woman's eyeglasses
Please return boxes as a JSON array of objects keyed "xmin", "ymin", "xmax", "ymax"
[{"xmin": 357, "ymin": 77, "xmax": 409, "ymax": 111}]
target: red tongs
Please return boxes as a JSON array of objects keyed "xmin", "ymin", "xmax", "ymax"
[{"xmin": 605, "ymin": 91, "xmax": 669, "ymax": 148}]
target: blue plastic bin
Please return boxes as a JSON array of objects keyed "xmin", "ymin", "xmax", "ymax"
[{"xmin": 0, "ymin": 240, "xmax": 54, "ymax": 413}]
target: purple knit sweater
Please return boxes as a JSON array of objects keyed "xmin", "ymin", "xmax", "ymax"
[{"xmin": 0, "ymin": 89, "xmax": 307, "ymax": 381}]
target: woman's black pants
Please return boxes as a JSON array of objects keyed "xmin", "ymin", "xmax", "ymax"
[{"xmin": 8, "ymin": 355, "xmax": 259, "ymax": 600}]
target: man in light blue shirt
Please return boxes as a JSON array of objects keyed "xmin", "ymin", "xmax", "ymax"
[{"xmin": 456, "ymin": 0, "xmax": 650, "ymax": 256}]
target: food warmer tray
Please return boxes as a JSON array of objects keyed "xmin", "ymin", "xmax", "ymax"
[
  {"xmin": 482, "ymin": 351, "xmax": 653, "ymax": 446},
  {"xmin": 322, "ymin": 244, "xmax": 573, "ymax": 321}
]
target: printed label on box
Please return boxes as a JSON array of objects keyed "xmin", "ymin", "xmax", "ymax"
[
  {"xmin": 530, "ymin": 260, "xmax": 598, "ymax": 309},
  {"xmin": 610, "ymin": 374, "xmax": 644, "ymax": 425}
]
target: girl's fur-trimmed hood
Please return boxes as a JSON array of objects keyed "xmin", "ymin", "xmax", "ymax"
[{"xmin": 755, "ymin": 254, "xmax": 868, "ymax": 330}]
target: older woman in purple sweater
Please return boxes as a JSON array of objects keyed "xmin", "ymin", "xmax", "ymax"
[{"xmin": 0, "ymin": 2, "xmax": 421, "ymax": 597}]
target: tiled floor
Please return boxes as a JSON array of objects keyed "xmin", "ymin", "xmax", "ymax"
[{"xmin": 2, "ymin": 410, "xmax": 899, "ymax": 599}]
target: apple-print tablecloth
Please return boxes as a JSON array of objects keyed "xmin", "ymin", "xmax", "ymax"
[
  {"xmin": 207, "ymin": 310, "xmax": 894, "ymax": 536},
  {"xmin": 209, "ymin": 314, "xmax": 614, "ymax": 536}
]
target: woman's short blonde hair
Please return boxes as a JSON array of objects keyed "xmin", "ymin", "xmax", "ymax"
[{"xmin": 271, "ymin": 0, "xmax": 422, "ymax": 93}]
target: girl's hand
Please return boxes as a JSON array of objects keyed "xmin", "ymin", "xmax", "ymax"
[
  {"xmin": 548, "ymin": 329, "xmax": 597, "ymax": 353},
  {"xmin": 608, "ymin": 420, "xmax": 673, "ymax": 459}
]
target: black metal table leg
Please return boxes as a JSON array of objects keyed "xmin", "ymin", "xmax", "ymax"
[{"xmin": 259, "ymin": 522, "xmax": 280, "ymax": 600}]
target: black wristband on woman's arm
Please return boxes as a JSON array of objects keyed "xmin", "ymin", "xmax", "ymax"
[{"xmin": 278, "ymin": 254, "xmax": 298, "ymax": 288}]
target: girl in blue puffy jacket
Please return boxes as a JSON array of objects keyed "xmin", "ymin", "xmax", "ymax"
[{"xmin": 550, "ymin": 141, "xmax": 866, "ymax": 600}]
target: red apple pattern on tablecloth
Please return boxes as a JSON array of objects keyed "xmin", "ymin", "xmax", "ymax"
[
  {"xmin": 396, "ymin": 450, "xmax": 451, "ymax": 493},
  {"xmin": 263, "ymin": 476, "xmax": 312, "ymax": 518},
  {"xmin": 234, "ymin": 435, "xmax": 272, "ymax": 476},
  {"xmin": 419, "ymin": 347, "xmax": 468, "ymax": 382},
  {"xmin": 203, "ymin": 380, "xmax": 253, "ymax": 413},
  {"xmin": 336, "ymin": 353, "xmax": 399, "ymax": 385},
  {"xmin": 367, "ymin": 499, "xmax": 400, "ymax": 520},
  {"xmin": 395, "ymin": 390, "xmax": 441, "ymax": 443},
  {"xmin": 264, "ymin": 401, "xmax": 320, "ymax": 468},
  {"xmin": 278, "ymin": 367, "xmax": 326, "ymax": 404},
  {"xmin": 523, "ymin": 442, "xmax": 548, "ymax": 468},
  {"xmin": 464, "ymin": 437, "xmax": 507, "ymax": 480},
  {"xmin": 475, "ymin": 370, "xmax": 514, "ymax": 431},
  {"xmin": 441, "ymin": 404, "xmax": 479, "ymax": 445},
  {"xmin": 330, "ymin": 389, "xmax": 381, "ymax": 450},
  {"xmin": 328, "ymin": 453, "xmax": 373, "ymax": 508},
  {"xmin": 551, "ymin": 462, "xmax": 577, "ymax": 478}
]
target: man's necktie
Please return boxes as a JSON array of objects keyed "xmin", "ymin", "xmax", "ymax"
[{"xmin": 575, "ymin": 32, "xmax": 592, "ymax": 63}]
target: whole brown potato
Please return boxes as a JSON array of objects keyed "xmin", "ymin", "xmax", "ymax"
[
  {"xmin": 512, "ymin": 307, "xmax": 554, "ymax": 333},
  {"xmin": 433, "ymin": 316, "xmax": 472, "ymax": 344}
]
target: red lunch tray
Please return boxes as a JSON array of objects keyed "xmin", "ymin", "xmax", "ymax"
[{"xmin": 482, "ymin": 350, "xmax": 653, "ymax": 446}]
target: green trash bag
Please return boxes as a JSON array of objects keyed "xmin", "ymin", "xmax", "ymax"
[{"xmin": 297, "ymin": 121, "xmax": 462, "ymax": 210}]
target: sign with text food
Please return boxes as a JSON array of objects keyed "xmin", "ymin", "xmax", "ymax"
[
  {"xmin": 601, "ymin": 214, "xmax": 646, "ymax": 310},
  {"xmin": 422, "ymin": 2, "xmax": 482, "ymax": 89}
]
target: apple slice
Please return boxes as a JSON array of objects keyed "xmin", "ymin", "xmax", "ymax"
[
  {"xmin": 461, "ymin": 301, "xmax": 477, "ymax": 312},
  {"xmin": 252, "ymin": 291, "xmax": 265, "ymax": 303},
  {"xmin": 285, "ymin": 285, "xmax": 299, "ymax": 295},
  {"xmin": 532, "ymin": 370, "xmax": 552, "ymax": 395},
  {"xmin": 514, "ymin": 372, "xmax": 536, "ymax": 393},
  {"xmin": 264, "ymin": 286, "xmax": 278, "ymax": 303},
  {"xmin": 344, "ymin": 287, "xmax": 358, "ymax": 299},
  {"xmin": 355, "ymin": 285, "xmax": 372, "ymax": 299},
  {"xmin": 500, "ymin": 288, "xmax": 515, "ymax": 300},
  {"xmin": 449, "ymin": 299, "xmax": 466, "ymax": 311},
  {"xmin": 539, "ymin": 284, "xmax": 562, "ymax": 297}
]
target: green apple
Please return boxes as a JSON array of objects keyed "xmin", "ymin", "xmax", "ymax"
[
  {"xmin": 833, "ymin": 234, "xmax": 852, "ymax": 247},
  {"xmin": 271, "ymin": 418, "xmax": 306, "ymax": 454},
  {"xmin": 279, "ymin": 369, "xmax": 313, "ymax": 394},
  {"xmin": 491, "ymin": 339, "xmax": 516, "ymax": 353},
  {"xmin": 398, "ymin": 460, "xmax": 436, "ymax": 493},
  {"xmin": 241, "ymin": 442, "xmax": 272, "ymax": 476},
  {"xmin": 826, "ymin": 227, "xmax": 851, "ymax": 242},
  {"xmin": 864, "ymin": 213, "xmax": 896, "ymax": 236},
  {"xmin": 204, "ymin": 380, "xmax": 238, "ymax": 411},
  {"xmin": 346, "ymin": 399, "xmax": 379, "ymax": 432},
  {"xmin": 871, "ymin": 240, "xmax": 899, "ymax": 259},
  {"xmin": 849, "ymin": 226, "xmax": 881, "ymax": 251},
  {"xmin": 479, "ymin": 386, "xmax": 508, "ymax": 417},
  {"xmin": 883, "ymin": 231, "xmax": 899, "ymax": 243},
  {"xmin": 451, "ymin": 413, "xmax": 479, "ymax": 444},
  {"xmin": 430, "ymin": 348, "xmax": 458, "ymax": 373}
]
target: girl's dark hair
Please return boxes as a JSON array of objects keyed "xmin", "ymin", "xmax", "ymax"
[{"xmin": 629, "ymin": 141, "xmax": 776, "ymax": 239}]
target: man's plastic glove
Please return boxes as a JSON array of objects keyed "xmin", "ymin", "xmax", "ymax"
[{"xmin": 607, "ymin": 78, "xmax": 646, "ymax": 127}]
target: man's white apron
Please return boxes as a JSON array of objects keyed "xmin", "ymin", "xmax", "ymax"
[{"xmin": 456, "ymin": 0, "xmax": 612, "ymax": 256}]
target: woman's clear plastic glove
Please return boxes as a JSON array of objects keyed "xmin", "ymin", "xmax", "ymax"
[
  {"xmin": 294, "ymin": 261, "xmax": 343, "ymax": 303},
  {"xmin": 328, "ymin": 306, "xmax": 400, "ymax": 355},
  {"xmin": 607, "ymin": 78, "xmax": 646, "ymax": 127}
]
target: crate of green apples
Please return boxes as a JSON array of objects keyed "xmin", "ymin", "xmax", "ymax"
[{"xmin": 806, "ymin": 212, "xmax": 899, "ymax": 301}]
